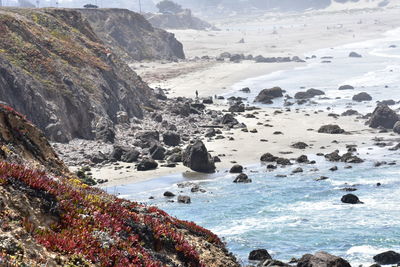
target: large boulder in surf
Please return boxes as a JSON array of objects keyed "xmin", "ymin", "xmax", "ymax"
[
  {"xmin": 254, "ymin": 87, "xmax": 284, "ymax": 104},
  {"xmin": 248, "ymin": 249, "xmax": 272, "ymax": 261},
  {"xmin": 368, "ymin": 104, "xmax": 399, "ymax": 129},
  {"xmin": 352, "ymin": 92, "xmax": 372, "ymax": 102},
  {"xmin": 341, "ymin": 194, "xmax": 363, "ymax": 204},
  {"xmin": 373, "ymin": 251, "xmax": 400, "ymax": 265},
  {"xmin": 182, "ymin": 140, "xmax": 216, "ymax": 173},
  {"xmin": 297, "ymin": 252, "xmax": 351, "ymax": 267}
]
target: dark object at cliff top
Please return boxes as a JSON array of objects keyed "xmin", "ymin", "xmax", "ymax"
[{"xmin": 83, "ymin": 4, "xmax": 98, "ymax": 8}]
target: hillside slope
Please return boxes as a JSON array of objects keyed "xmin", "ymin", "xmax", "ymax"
[
  {"xmin": 0, "ymin": 104, "xmax": 239, "ymax": 266},
  {"xmin": 79, "ymin": 8, "xmax": 185, "ymax": 61},
  {"xmin": 0, "ymin": 8, "xmax": 156, "ymax": 143}
]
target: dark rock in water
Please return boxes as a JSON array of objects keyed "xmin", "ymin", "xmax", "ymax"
[
  {"xmin": 137, "ymin": 158, "xmax": 158, "ymax": 171},
  {"xmin": 259, "ymin": 259, "xmax": 290, "ymax": 267},
  {"xmin": 163, "ymin": 131, "xmax": 181, "ymax": 146},
  {"xmin": 297, "ymin": 155, "xmax": 309, "ymax": 163},
  {"xmin": 368, "ymin": 104, "xmax": 399, "ymax": 129},
  {"xmin": 295, "ymin": 88, "xmax": 325, "ymax": 99},
  {"xmin": 338, "ymin": 85, "xmax": 354, "ymax": 90},
  {"xmin": 318, "ymin": 125, "xmax": 345, "ymax": 134},
  {"xmin": 260, "ymin": 153, "xmax": 278, "ymax": 162},
  {"xmin": 95, "ymin": 118, "xmax": 115, "ymax": 143},
  {"xmin": 373, "ymin": 251, "xmax": 400, "ymax": 265},
  {"xmin": 349, "ymin": 51, "xmax": 362, "ymax": 58},
  {"xmin": 163, "ymin": 191, "xmax": 175, "ymax": 197},
  {"xmin": 248, "ymin": 249, "xmax": 272, "ymax": 261},
  {"xmin": 393, "ymin": 121, "xmax": 400, "ymax": 134},
  {"xmin": 229, "ymin": 102, "xmax": 245, "ymax": 113},
  {"xmin": 230, "ymin": 164, "xmax": 243, "ymax": 173},
  {"xmin": 221, "ymin": 114, "xmax": 239, "ymax": 126},
  {"xmin": 330, "ymin": 166, "xmax": 338, "ymax": 171},
  {"xmin": 341, "ymin": 187, "xmax": 357, "ymax": 192},
  {"xmin": 240, "ymin": 87, "xmax": 251, "ymax": 93},
  {"xmin": 292, "ymin": 167, "xmax": 303, "ymax": 174},
  {"xmin": 341, "ymin": 109, "xmax": 359, "ymax": 116},
  {"xmin": 352, "ymin": 92, "xmax": 372, "ymax": 102},
  {"xmin": 315, "ymin": 176, "xmax": 329, "ymax": 181},
  {"xmin": 276, "ymin": 158, "xmax": 291, "ymax": 165},
  {"xmin": 254, "ymin": 87, "xmax": 284, "ymax": 104},
  {"xmin": 341, "ymin": 194, "xmax": 363, "ymax": 204},
  {"xmin": 177, "ymin": 195, "xmax": 191, "ymax": 204},
  {"xmin": 341, "ymin": 152, "xmax": 364, "ymax": 163},
  {"xmin": 182, "ymin": 141, "xmax": 215, "ymax": 173},
  {"xmin": 292, "ymin": 142, "xmax": 309, "ymax": 149},
  {"xmin": 380, "ymin": 99, "xmax": 396, "ymax": 106},
  {"xmin": 233, "ymin": 173, "xmax": 252, "ymax": 183},
  {"xmin": 297, "ymin": 252, "xmax": 351, "ymax": 267},
  {"xmin": 122, "ymin": 149, "xmax": 140, "ymax": 163},
  {"xmin": 150, "ymin": 144, "xmax": 166, "ymax": 160}
]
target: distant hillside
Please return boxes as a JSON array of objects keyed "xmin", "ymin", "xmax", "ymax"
[
  {"xmin": 0, "ymin": 8, "xmax": 156, "ymax": 143},
  {"xmin": 173, "ymin": 0, "xmax": 398, "ymax": 14},
  {"xmin": 145, "ymin": 9, "xmax": 217, "ymax": 30},
  {"xmin": 79, "ymin": 8, "xmax": 185, "ymax": 61}
]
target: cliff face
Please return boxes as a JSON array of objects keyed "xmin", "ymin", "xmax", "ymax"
[
  {"xmin": 0, "ymin": 8, "xmax": 155, "ymax": 143},
  {"xmin": 0, "ymin": 104, "xmax": 68, "ymax": 175},
  {"xmin": 79, "ymin": 8, "xmax": 185, "ymax": 61},
  {"xmin": 0, "ymin": 104, "xmax": 239, "ymax": 266}
]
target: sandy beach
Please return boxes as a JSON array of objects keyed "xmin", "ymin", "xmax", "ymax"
[{"xmin": 95, "ymin": 6, "xmax": 400, "ymax": 187}]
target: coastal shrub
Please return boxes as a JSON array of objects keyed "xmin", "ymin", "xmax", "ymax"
[{"xmin": 0, "ymin": 161, "xmax": 224, "ymax": 266}]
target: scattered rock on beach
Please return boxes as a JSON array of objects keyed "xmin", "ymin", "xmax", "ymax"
[
  {"xmin": 341, "ymin": 194, "xmax": 363, "ymax": 204},
  {"xmin": 163, "ymin": 131, "xmax": 181, "ymax": 147},
  {"xmin": 137, "ymin": 158, "xmax": 158, "ymax": 171},
  {"xmin": 318, "ymin": 125, "xmax": 345, "ymax": 134},
  {"xmin": 292, "ymin": 142, "xmax": 309, "ymax": 149},
  {"xmin": 297, "ymin": 252, "xmax": 351, "ymax": 267},
  {"xmin": 182, "ymin": 141, "xmax": 215, "ymax": 173},
  {"xmin": 373, "ymin": 251, "xmax": 400, "ymax": 265}
]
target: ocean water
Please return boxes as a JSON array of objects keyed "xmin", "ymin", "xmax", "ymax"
[{"xmin": 106, "ymin": 28, "xmax": 400, "ymax": 266}]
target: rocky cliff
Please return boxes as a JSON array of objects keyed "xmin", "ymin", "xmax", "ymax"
[
  {"xmin": 0, "ymin": 8, "xmax": 156, "ymax": 143},
  {"xmin": 0, "ymin": 104, "xmax": 239, "ymax": 266},
  {"xmin": 78, "ymin": 8, "xmax": 185, "ymax": 61}
]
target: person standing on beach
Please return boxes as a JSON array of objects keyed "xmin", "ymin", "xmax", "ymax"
[{"xmin": 195, "ymin": 90, "xmax": 199, "ymax": 99}]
